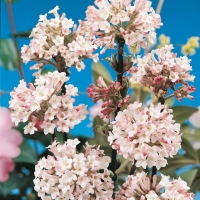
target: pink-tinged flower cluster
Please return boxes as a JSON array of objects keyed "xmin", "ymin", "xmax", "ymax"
[
  {"xmin": 0, "ymin": 107, "xmax": 22, "ymax": 182},
  {"xmin": 129, "ymin": 45, "xmax": 196, "ymax": 101},
  {"xmin": 87, "ymin": 76, "xmax": 130, "ymax": 119},
  {"xmin": 21, "ymin": 6, "xmax": 98, "ymax": 71},
  {"xmin": 84, "ymin": 0, "xmax": 162, "ymax": 53},
  {"xmin": 116, "ymin": 171, "xmax": 194, "ymax": 200},
  {"xmin": 34, "ymin": 139, "xmax": 114, "ymax": 200},
  {"xmin": 9, "ymin": 71, "xmax": 88, "ymax": 135},
  {"xmin": 108, "ymin": 102, "xmax": 182, "ymax": 169}
]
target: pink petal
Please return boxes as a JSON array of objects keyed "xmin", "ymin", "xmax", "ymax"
[
  {"xmin": 0, "ymin": 157, "xmax": 15, "ymax": 182},
  {"xmin": 0, "ymin": 129, "xmax": 22, "ymax": 158},
  {"xmin": 0, "ymin": 107, "xmax": 13, "ymax": 130},
  {"xmin": 2, "ymin": 129, "xmax": 23, "ymax": 146},
  {"xmin": 0, "ymin": 143, "xmax": 21, "ymax": 158}
]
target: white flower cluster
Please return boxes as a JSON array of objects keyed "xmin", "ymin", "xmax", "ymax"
[
  {"xmin": 21, "ymin": 6, "xmax": 98, "ymax": 71},
  {"xmin": 129, "ymin": 45, "xmax": 195, "ymax": 100},
  {"xmin": 116, "ymin": 171, "xmax": 194, "ymax": 200},
  {"xmin": 9, "ymin": 71, "xmax": 88, "ymax": 135},
  {"xmin": 34, "ymin": 139, "xmax": 114, "ymax": 200},
  {"xmin": 108, "ymin": 102, "xmax": 182, "ymax": 169},
  {"xmin": 85, "ymin": 0, "xmax": 162, "ymax": 53}
]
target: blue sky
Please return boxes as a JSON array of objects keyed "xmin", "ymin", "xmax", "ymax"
[
  {"xmin": 1, "ymin": 0, "xmax": 200, "ymax": 132},
  {"xmin": 1, "ymin": 0, "xmax": 200, "ymax": 135},
  {"xmin": 0, "ymin": 0, "xmax": 200, "ymax": 198}
]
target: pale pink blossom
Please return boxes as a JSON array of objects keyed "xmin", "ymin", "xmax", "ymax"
[
  {"xmin": 0, "ymin": 107, "xmax": 22, "ymax": 182},
  {"xmin": 21, "ymin": 6, "xmax": 98, "ymax": 71},
  {"xmin": 9, "ymin": 71, "xmax": 88, "ymax": 135},
  {"xmin": 84, "ymin": 0, "xmax": 162, "ymax": 53},
  {"xmin": 116, "ymin": 171, "xmax": 194, "ymax": 200},
  {"xmin": 129, "ymin": 45, "xmax": 196, "ymax": 101},
  {"xmin": 108, "ymin": 102, "xmax": 182, "ymax": 169},
  {"xmin": 34, "ymin": 139, "xmax": 114, "ymax": 199}
]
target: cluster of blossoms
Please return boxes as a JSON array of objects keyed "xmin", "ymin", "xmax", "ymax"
[
  {"xmin": 0, "ymin": 107, "xmax": 22, "ymax": 182},
  {"xmin": 108, "ymin": 102, "xmax": 182, "ymax": 169},
  {"xmin": 116, "ymin": 171, "xmax": 194, "ymax": 200},
  {"xmin": 21, "ymin": 6, "xmax": 98, "ymax": 71},
  {"xmin": 9, "ymin": 71, "xmax": 87, "ymax": 135},
  {"xmin": 34, "ymin": 139, "xmax": 114, "ymax": 200},
  {"xmin": 87, "ymin": 76, "xmax": 130, "ymax": 118},
  {"xmin": 129, "ymin": 45, "xmax": 196, "ymax": 101},
  {"xmin": 84, "ymin": 0, "xmax": 162, "ymax": 53}
]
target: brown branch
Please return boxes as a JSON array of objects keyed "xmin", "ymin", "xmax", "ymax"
[{"xmin": 6, "ymin": 1, "xmax": 24, "ymax": 80}]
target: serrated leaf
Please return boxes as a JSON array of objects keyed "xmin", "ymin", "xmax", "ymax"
[
  {"xmin": 92, "ymin": 62, "xmax": 112, "ymax": 85},
  {"xmin": 172, "ymin": 106, "xmax": 198, "ymax": 124},
  {"xmin": 180, "ymin": 168, "xmax": 198, "ymax": 187},
  {"xmin": 14, "ymin": 139, "xmax": 38, "ymax": 164},
  {"xmin": 0, "ymin": 39, "xmax": 18, "ymax": 70}
]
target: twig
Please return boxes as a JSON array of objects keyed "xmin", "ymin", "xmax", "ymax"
[
  {"xmin": 6, "ymin": 1, "xmax": 24, "ymax": 80},
  {"xmin": 164, "ymin": 94, "xmax": 175, "ymax": 101},
  {"xmin": 109, "ymin": 38, "xmax": 125, "ymax": 197},
  {"xmin": 156, "ymin": 0, "xmax": 165, "ymax": 14}
]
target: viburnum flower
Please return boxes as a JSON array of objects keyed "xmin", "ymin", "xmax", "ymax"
[
  {"xmin": 9, "ymin": 70, "xmax": 88, "ymax": 135},
  {"xmin": 87, "ymin": 76, "xmax": 130, "ymax": 119},
  {"xmin": 84, "ymin": 0, "xmax": 162, "ymax": 54},
  {"xmin": 0, "ymin": 107, "xmax": 22, "ymax": 182},
  {"xmin": 33, "ymin": 139, "xmax": 114, "ymax": 200},
  {"xmin": 129, "ymin": 45, "xmax": 196, "ymax": 101},
  {"xmin": 116, "ymin": 171, "xmax": 194, "ymax": 200},
  {"xmin": 108, "ymin": 102, "xmax": 181, "ymax": 169},
  {"xmin": 21, "ymin": 6, "xmax": 98, "ymax": 71}
]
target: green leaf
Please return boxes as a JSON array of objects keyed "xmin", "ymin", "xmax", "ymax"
[
  {"xmin": 0, "ymin": 39, "xmax": 18, "ymax": 70},
  {"xmin": 165, "ymin": 96, "xmax": 174, "ymax": 107},
  {"xmin": 116, "ymin": 157, "xmax": 132, "ymax": 175},
  {"xmin": 181, "ymin": 135, "xmax": 199, "ymax": 162},
  {"xmin": 172, "ymin": 106, "xmax": 198, "ymax": 124},
  {"xmin": 14, "ymin": 139, "xmax": 38, "ymax": 164},
  {"xmin": 0, "ymin": 172, "xmax": 20, "ymax": 196},
  {"xmin": 162, "ymin": 155, "xmax": 198, "ymax": 173},
  {"xmin": 180, "ymin": 168, "xmax": 198, "ymax": 187},
  {"xmin": 190, "ymin": 178, "xmax": 200, "ymax": 193},
  {"xmin": 181, "ymin": 124, "xmax": 200, "ymax": 141},
  {"xmin": 89, "ymin": 116, "xmax": 111, "ymax": 156},
  {"xmin": 92, "ymin": 116, "xmax": 109, "ymax": 145},
  {"xmin": 92, "ymin": 62, "xmax": 112, "ymax": 85}
]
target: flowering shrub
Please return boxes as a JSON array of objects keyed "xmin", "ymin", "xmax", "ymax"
[
  {"xmin": 1, "ymin": 0, "xmax": 199, "ymax": 199},
  {"xmin": 116, "ymin": 171, "xmax": 194, "ymax": 200},
  {"xmin": 108, "ymin": 102, "xmax": 182, "ymax": 169},
  {"xmin": 85, "ymin": 0, "xmax": 162, "ymax": 53},
  {"xmin": 87, "ymin": 76, "xmax": 130, "ymax": 118},
  {"xmin": 34, "ymin": 139, "xmax": 114, "ymax": 200},
  {"xmin": 21, "ymin": 6, "xmax": 98, "ymax": 71},
  {"xmin": 129, "ymin": 45, "xmax": 196, "ymax": 101},
  {"xmin": 9, "ymin": 70, "xmax": 88, "ymax": 135}
]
